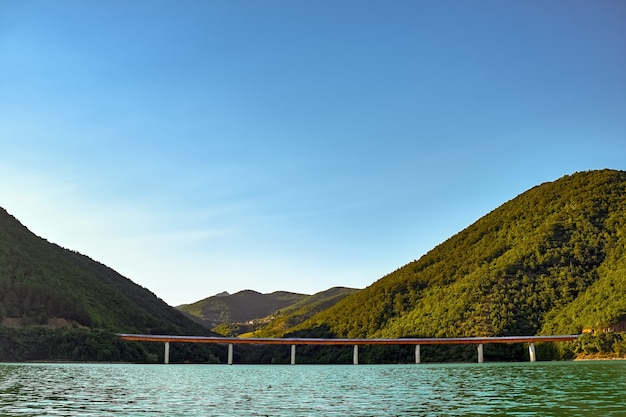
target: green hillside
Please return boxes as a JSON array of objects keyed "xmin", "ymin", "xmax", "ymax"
[
  {"xmin": 289, "ymin": 170, "xmax": 626, "ymax": 346},
  {"xmin": 0, "ymin": 208, "xmax": 220, "ymax": 362}
]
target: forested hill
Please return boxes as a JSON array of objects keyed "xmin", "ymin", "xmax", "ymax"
[
  {"xmin": 0, "ymin": 207, "xmax": 215, "ymax": 361},
  {"xmin": 290, "ymin": 169, "xmax": 626, "ymax": 339}
]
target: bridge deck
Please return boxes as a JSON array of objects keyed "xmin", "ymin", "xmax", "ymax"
[{"xmin": 117, "ymin": 334, "xmax": 580, "ymax": 345}]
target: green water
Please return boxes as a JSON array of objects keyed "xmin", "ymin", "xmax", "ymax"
[{"xmin": 0, "ymin": 361, "xmax": 624, "ymax": 416}]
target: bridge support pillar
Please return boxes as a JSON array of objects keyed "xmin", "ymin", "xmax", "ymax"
[
  {"xmin": 415, "ymin": 345, "xmax": 421, "ymax": 364},
  {"xmin": 164, "ymin": 342, "xmax": 170, "ymax": 364},
  {"xmin": 477, "ymin": 343, "xmax": 484, "ymax": 363},
  {"xmin": 529, "ymin": 342, "xmax": 536, "ymax": 362},
  {"xmin": 291, "ymin": 345, "xmax": 296, "ymax": 365},
  {"xmin": 228, "ymin": 344, "xmax": 234, "ymax": 365},
  {"xmin": 353, "ymin": 345, "xmax": 359, "ymax": 365}
]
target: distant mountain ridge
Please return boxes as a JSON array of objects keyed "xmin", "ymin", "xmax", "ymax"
[
  {"xmin": 241, "ymin": 287, "xmax": 359, "ymax": 337},
  {"xmin": 179, "ymin": 287, "xmax": 359, "ymax": 337},
  {"xmin": 177, "ymin": 290, "xmax": 308, "ymax": 328}
]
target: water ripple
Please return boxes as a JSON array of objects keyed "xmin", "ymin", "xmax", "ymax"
[{"xmin": 0, "ymin": 361, "xmax": 625, "ymax": 416}]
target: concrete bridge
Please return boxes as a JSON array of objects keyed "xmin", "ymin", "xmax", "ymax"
[{"xmin": 118, "ymin": 334, "xmax": 580, "ymax": 365}]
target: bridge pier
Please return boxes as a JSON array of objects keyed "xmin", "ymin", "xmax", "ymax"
[
  {"xmin": 353, "ymin": 345, "xmax": 359, "ymax": 365},
  {"xmin": 228, "ymin": 344, "xmax": 234, "ymax": 365},
  {"xmin": 291, "ymin": 344, "xmax": 296, "ymax": 365},
  {"xmin": 529, "ymin": 342, "xmax": 536, "ymax": 362},
  {"xmin": 477, "ymin": 343, "xmax": 484, "ymax": 363},
  {"xmin": 415, "ymin": 345, "xmax": 421, "ymax": 364},
  {"xmin": 164, "ymin": 342, "xmax": 170, "ymax": 364}
]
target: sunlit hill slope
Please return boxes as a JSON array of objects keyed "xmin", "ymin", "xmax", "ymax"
[{"xmin": 287, "ymin": 169, "xmax": 626, "ymax": 341}]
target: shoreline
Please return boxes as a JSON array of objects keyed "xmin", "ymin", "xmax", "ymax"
[{"xmin": 574, "ymin": 355, "xmax": 626, "ymax": 361}]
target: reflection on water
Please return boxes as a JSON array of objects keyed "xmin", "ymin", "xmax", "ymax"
[{"xmin": 0, "ymin": 361, "xmax": 625, "ymax": 416}]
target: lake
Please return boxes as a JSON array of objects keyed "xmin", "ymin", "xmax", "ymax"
[{"xmin": 1, "ymin": 361, "xmax": 624, "ymax": 416}]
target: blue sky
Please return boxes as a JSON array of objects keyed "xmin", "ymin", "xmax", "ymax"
[{"xmin": 1, "ymin": 1, "xmax": 625, "ymax": 306}]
